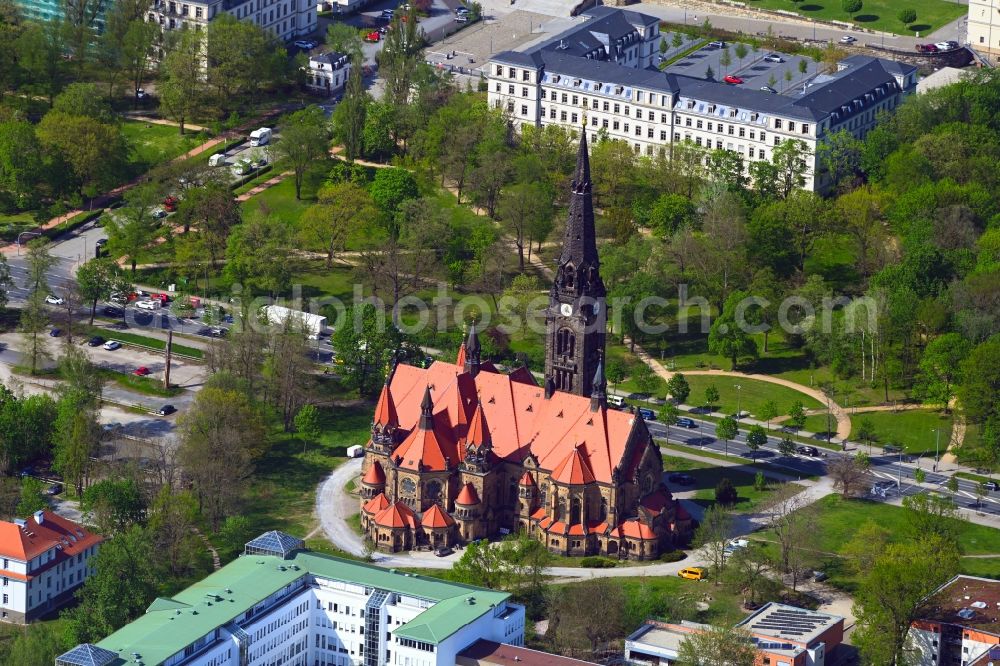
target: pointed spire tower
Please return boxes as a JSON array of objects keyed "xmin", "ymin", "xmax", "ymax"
[
  {"xmin": 463, "ymin": 322, "xmax": 481, "ymax": 377},
  {"xmin": 590, "ymin": 353, "xmax": 606, "ymax": 412},
  {"xmin": 544, "ymin": 129, "xmax": 607, "ymax": 397},
  {"xmin": 419, "ymin": 385, "xmax": 434, "ymax": 431}
]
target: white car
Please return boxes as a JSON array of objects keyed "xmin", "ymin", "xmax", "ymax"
[
  {"xmin": 934, "ymin": 41, "xmax": 954, "ymax": 51},
  {"xmin": 293, "ymin": 39, "xmax": 314, "ymax": 49},
  {"xmin": 44, "ymin": 294, "xmax": 64, "ymax": 305},
  {"xmin": 136, "ymin": 299, "xmax": 160, "ymax": 310},
  {"xmin": 152, "ymin": 208, "xmax": 167, "ymax": 218},
  {"xmin": 103, "ymin": 340, "xmax": 121, "ymax": 351},
  {"xmin": 728, "ymin": 538, "xmax": 750, "ymax": 549},
  {"xmin": 763, "ymin": 54, "xmax": 783, "ymax": 63},
  {"xmin": 839, "ymin": 35, "xmax": 857, "ymax": 44}
]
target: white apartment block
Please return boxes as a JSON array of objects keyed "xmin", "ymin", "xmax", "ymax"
[
  {"xmin": 488, "ymin": 7, "xmax": 917, "ymax": 192},
  {"xmin": 968, "ymin": 0, "xmax": 1000, "ymax": 63},
  {"xmin": 306, "ymin": 52, "xmax": 351, "ymax": 96},
  {"xmin": 57, "ymin": 531, "xmax": 525, "ymax": 666},
  {"xmin": 0, "ymin": 510, "xmax": 103, "ymax": 624},
  {"xmin": 147, "ymin": 0, "xmax": 316, "ymax": 45}
]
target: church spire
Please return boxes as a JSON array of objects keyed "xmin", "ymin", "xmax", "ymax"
[
  {"xmin": 419, "ymin": 385, "xmax": 434, "ymax": 431},
  {"xmin": 590, "ymin": 353, "xmax": 606, "ymax": 412},
  {"xmin": 559, "ymin": 128, "xmax": 600, "ymax": 272},
  {"xmin": 463, "ymin": 322, "xmax": 481, "ymax": 377}
]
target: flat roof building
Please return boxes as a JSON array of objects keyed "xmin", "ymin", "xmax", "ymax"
[
  {"xmin": 487, "ymin": 7, "xmax": 917, "ymax": 192},
  {"xmin": 911, "ymin": 575, "xmax": 1000, "ymax": 666},
  {"xmin": 56, "ymin": 531, "xmax": 525, "ymax": 666},
  {"xmin": 457, "ymin": 639, "xmax": 599, "ymax": 666}
]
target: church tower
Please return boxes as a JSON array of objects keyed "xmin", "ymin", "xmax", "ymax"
[{"xmin": 544, "ymin": 131, "xmax": 607, "ymax": 396}]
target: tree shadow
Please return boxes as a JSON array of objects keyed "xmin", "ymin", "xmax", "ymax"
[
  {"xmin": 854, "ymin": 14, "xmax": 879, "ymax": 22},
  {"xmin": 799, "ymin": 4, "xmax": 823, "ymax": 10},
  {"xmin": 909, "ymin": 24, "xmax": 932, "ymax": 33}
]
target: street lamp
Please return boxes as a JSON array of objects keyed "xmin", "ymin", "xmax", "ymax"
[
  {"xmin": 734, "ymin": 384, "xmax": 742, "ymax": 421},
  {"xmin": 933, "ymin": 428, "xmax": 941, "ymax": 472}
]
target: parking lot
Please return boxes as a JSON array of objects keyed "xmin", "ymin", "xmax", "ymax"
[{"xmin": 665, "ymin": 41, "xmax": 819, "ymax": 95}]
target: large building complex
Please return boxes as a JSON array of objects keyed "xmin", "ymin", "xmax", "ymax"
[
  {"xmin": 358, "ymin": 134, "xmax": 691, "ymax": 560},
  {"xmin": 968, "ymin": 0, "xmax": 1000, "ymax": 64},
  {"xmin": 625, "ymin": 603, "xmax": 845, "ymax": 665},
  {"xmin": 910, "ymin": 575, "xmax": 1000, "ymax": 666},
  {"xmin": 57, "ymin": 531, "xmax": 525, "ymax": 666},
  {"xmin": 0, "ymin": 510, "xmax": 103, "ymax": 624},
  {"xmin": 487, "ymin": 6, "xmax": 917, "ymax": 192},
  {"xmin": 146, "ymin": 0, "xmax": 316, "ymax": 44}
]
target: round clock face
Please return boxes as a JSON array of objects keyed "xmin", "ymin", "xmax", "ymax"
[
  {"xmin": 593, "ymin": 302, "xmax": 601, "ymax": 315},
  {"xmin": 560, "ymin": 303, "xmax": 573, "ymax": 316}
]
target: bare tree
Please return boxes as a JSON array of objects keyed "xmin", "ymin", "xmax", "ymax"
[
  {"xmin": 828, "ymin": 456, "xmax": 868, "ymax": 497},
  {"xmin": 762, "ymin": 485, "xmax": 818, "ymax": 590},
  {"xmin": 547, "ymin": 578, "xmax": 627, "ymax": 654},
  {"xmin": 692, "ymin": 504, "xmax": 734, "ymax": 582}
]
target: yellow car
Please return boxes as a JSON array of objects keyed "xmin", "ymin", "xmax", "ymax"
[{"xmin": 678, "ymin": 567, "xmax": 707, "ymax": 581}]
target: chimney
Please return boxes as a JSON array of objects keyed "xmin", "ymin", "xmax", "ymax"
[
  {"xmin": 14, "ymin": 518, "xmax": 25, "ymax": 528},
  {"xmin": 34, "ymin": 510, "xmax": 44, "ymax": 524}
]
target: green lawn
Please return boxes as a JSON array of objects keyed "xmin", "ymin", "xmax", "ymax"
[
  {"xmin": 84, "ymin": 326, "xmax": 204, "ymax": 359},
  {"xmin": 751, "ymin": 494, "xmax": 1000, "ymax": 592},
  {"xmin": 242, "ymin": 401, "xmax": 371, "ymax": 558},
  {"xmin": 0, "ymin": 211, "xmax": 37, "ymax": 242},
  {"xmin": 849, "ymin": 409, "xmax": 953, "ymax": 457},
  {"xmin": 122, "ymin": 121, "xmax": 209, "ymax": 169},
  {"xmin": 803, "ymin": 413, "xmax": 839, "ymax": 436},
  {"xmin": 682, "ymin": 375, "xmax": 823, "ymax": 416},
  {"xmin": 662, "ymin": 454, "xmax": 803, "ymax": 513},
  {"xmin": 239, "ymin": 158, "xmax": 332, "ymax": 224},
  {"xmin": 744, "ymin": 0, "xmax": 965, "ymax": 35}
]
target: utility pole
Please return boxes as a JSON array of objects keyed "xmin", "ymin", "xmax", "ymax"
[
  {"xmin": 933, "ymin": 428, "xmax": 941, "ymax": 472},
  {"xmin": 164, "ymin": 329, "xmax": 173, "ymax": 390},
  {"xmin": 734, "ymin": 384, "xmax": 742, "ymax": 421}
]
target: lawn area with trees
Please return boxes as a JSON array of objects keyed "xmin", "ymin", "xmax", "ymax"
[
  {"xmin": 744, "ymin": 0, "xmax": 963, "ymax": 34},
  {"xmin": 120, "ymin": 121, "xmax": 211, "ymax": 171},
  {"xmin": 683, "ymin": 375, "xmax": 823, "ymax": 415},
  {"xmin": 848, "ymin": 409, "xmax": 954, "ymax": 457}
]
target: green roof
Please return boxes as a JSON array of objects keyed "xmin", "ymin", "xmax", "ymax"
[{"xmin": 95, "ymin": 550, "xmax": 511, "ymax": 665}]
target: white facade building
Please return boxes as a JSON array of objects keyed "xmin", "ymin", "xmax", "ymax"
[
  {"xmin": 147, "ymin": 0, "xmax": 316, "ymax": 45},
  {"xmin": 487, "ymin": 7, "xmax": 917, "ymax": 192},
  {"xmin": 0, "ymin": 510, "xmax": 103, "ymax": 624},
  {"xmin": 968, "ymin": 0, "xmax": 1000, "ymax": 63},
  {"xmin": 305, "ymin": 52, "xmax": 352, "ymax": 96},
  {"xmin": 57, "ymin": 532, "xmax": 525, "ymax": 666}
]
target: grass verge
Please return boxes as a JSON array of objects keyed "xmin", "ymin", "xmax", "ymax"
[{"xmin": 85, "ymin": 326, "xmax": 204, "ymax": 359}]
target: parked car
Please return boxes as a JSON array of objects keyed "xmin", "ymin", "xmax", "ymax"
[
  {"xmin": 723, "ymin": 75, "xmax": 744, "ymax": 84},
  {"xmin": 916, "ymin": 43, "xmax": 938, "ymax": 52},
  {"xmin": 934, "ymin": 41, "xmax": 954, "ymax": 51},
  {"xmin": 763, "ymin": 53, "xmax": 783, "ymax": 63},
  {"xmin": 136, "ymin": 299, "xmax": 160, "ymax": 310},
  {"xmin": 760, "ymin": 86, "xmax": 777, "ymax": 94},
  {"xmin": 88, "ymin": 336, "xmax": 105, "ymax": 346},
  {"xmin": 250, "ymin": 156, "xmax": 268, "ymax": 169},
  {"xmin": 293, "ymin": 39, "xmax": 314, "ymax": 49},
  {"xmin": 454, "ymin": 14, "xmax": 468, "ymax": 22},
  {"xmin": 158, "ymin": 404, "xmax": 177, "ymax": 416},
  {"xmin": 103, "ymin": 340, "xmax": 121, "ymax": 350},
  {"xmin": 47, "ymin": 483, "xmax": 63, "ymax": 496},
  {"xmin": 813, "ymin": 570, "xmax": 828, "ymax": 582},
  {"xmin": 435, "ymin": 546, "xmax": 454, "ymax": 557},
  {"xmin": 95, "ymin": 237, "xmax": 107, "ymax": 248},
  {"xmin": 103, "ymin": 305, "xmax": 122, "ymax": 317},
  {"xmin": 871, "ymin": 480, "xmax": 899, "ymax": 497},
  {"xmin": 134, "ymin": 366, "xmax": 151, "ymax": 376},
  {"xmin": 676, "ymin": 417, "xmax": 698, "ymax": 428},
  {"xmin": 637, "ymin": 407, "xmax": 655, "ymax": 420},
  {"xmin": 708, "ymin": 40, "xmax": 726, "ymax": 48},
  {"xmin": 945, "ymin": 40, "xmax": 960, "ymax": 49},
  {"xmin": 728, "ymin": 538, "xmax": 750, "ymax": 549},
  {"xmin": 45, "ymin": 294, "xmax": 64, "ymax": 305},
  {"xmin": 364, "ymin": 31, "xmax": 380, "ymax": 42},
  {"xmin": 151, "ymin": 208, "xmax": 167, "ymax": 218},
  {"xmin": 882, "ymin": 444, "xmax": 903, "ymax": 455},
  {"xmin": 668, "ymin": 473, "xmax": 696, "ymax": 485},
  {"xmin": 456, "ymin": 5, "xmax": 470, "ymax": 13},
  {"xmin": 678, "ymin": 567, "xmax": 706, "ymax": 581},
  {"xmin": 150, "ymin": 293, "xmax": 171, "ymax": 303},
  {"xmin": 163, "ymin": 196, "xmax": 179, "ymax": 212},
  {"xmin": 984, "ymin": 480, "xmax": 1000, "ymax": 492},
  {"xmin": 49, "ymin": 328, "xmax": 61, "ymax": 337},
  {"xmin": 839, "ymin": 35, "xmax": 856, "ymax": 43},
  {"xmin": 796, "ymin": 445, "xmax": 819, "ymax": 457},
  {"xmin": 135, "ymin": 88, "xmax": 148, "ymax": 99}
]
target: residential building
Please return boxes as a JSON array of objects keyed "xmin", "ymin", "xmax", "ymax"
[
  {"xmin": 968, "ymin": 0, "xmax": 1000, "ymax": 63},
  {"xmin": 13, "ymin": 0, "xmax": 108, "ymax": 31},
  {"xmin": 487, "ymin": 7, "xmax": 917, "ymax": 192},
  {"xmin": 146, "ymin": 0, "xmax": 317, "ymax": 45},
  {"xmin": 358, "ymin": 133, "xmax": 691, "ymax": 561},
  {"xmin": 0, "ymin": 510, "xmax": 103, "ymax": 624},
  {"xmin": 625, "ymin": 603, "xmax": 845, "ymax": 665},
  {"xmin": 457, "ymin": 639, "xmax": 598, "ymax": 666},
  {"xmin": 306, "ymin": 51, "xmax": 351, "ymax": 96},
  {"xmin": 56, "ymin": 531, "xmax": 525, "ymax": 666},
  {"xmin": 910, "ymin": 575, "xmax": 1000, "ymax": 666}
]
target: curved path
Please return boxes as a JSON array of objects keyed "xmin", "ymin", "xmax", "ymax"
[{"xmin": 627, "ymin": 339, "xmax": 854, "ymax": 441}]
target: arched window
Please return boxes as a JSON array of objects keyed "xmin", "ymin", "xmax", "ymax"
[
  {"xmin": 426, "ymin": 481, "xmax": 442, "ymax": 500},
  {"xmin": 509, "ymin": 479, "xmax": 518, "ymax": 503},
  {"xmin": 563, "ymin": 264, "xmax": 575, "ymax": 289},
  {"xmin": 557, "ymin": 328, "xmax": 576, "ymax": 357},
  {"xmin": 600, "ymin": 498, "xmax": 608, "ymax": 522},
  {"xmin": 570, "ymin": 498, "xmax": 581, "ymax": 524}
]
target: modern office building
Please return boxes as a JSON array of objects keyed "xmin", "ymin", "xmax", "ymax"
[
  {"xmin": 625, "ymin": 603, "xmax": 845, "ymax": 665},
  {"xmin": 146, "ymin": 0, "xmax": 316, "ymax": 44},
  {"xmin": 968, "ymin": 0, "xmax": 1000, "ymax": 64},
  {"xmin": 487, "ymin": 7, "xmax": 917, "ymax": 192},
  {"xmin": 0, "ymin": 510, "xmax": 103, "ymax": 624},
  {"xmin": 56, "ymin": 531, "xmax": 525, "ymax": 666}
]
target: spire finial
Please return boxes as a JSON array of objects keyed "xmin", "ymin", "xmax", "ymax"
[
  {"xmin": 419, "ymin": 385, "xmax": 434, "ymax": 430},
  {"xmin": 573, "ymin": 129, "xmax": 591, "ymax": 192},
  {"xmin": 463, "ymin": 321, "xmax": 481, "ymax": 377},
  {"xmin": 590, "ymin": 352, "xmax": 606, "ymax": 412}
]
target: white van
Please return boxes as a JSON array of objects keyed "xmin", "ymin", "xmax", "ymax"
[
  {"xmin": 608, "ymin": 395, "xmax": 626, "ymax": 409},
  {"xmin": 208, "ymin": 153, "xmax": 226, "ymax": 167},
  {"xmin": 249, "ymin": 127, "xmax": 272, "ymax": 147}
]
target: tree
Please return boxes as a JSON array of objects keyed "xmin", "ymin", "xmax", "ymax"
[
  {"xmin": 901, "ymin": 493, "xmax": 960, "ymax": 543},
  {"xmin": 784, "ymin": 69, "xmax": 793, "ymax": 89},
  {"xmin": 177, "ymin": 387, "xmax": 266, "ymax": 530},
  {"xmin": 842, "ymin": 0, "xmax": 862, "ymax": 14},
  {"xmin": 331, "ymin": 302, "xmax": 410, "ymax": 397},
  {"xmin": 362, "ymin": 100, "xmax": 396, "ymax": 160},
  {"xmin": 759, "ymin": 400, "xmax": 779, "ymax": 430},
  {"xmin": 898, "ymin": 8, "xmax": 916, "ymax": 26},
  {"xmin": 0, "ymin": 120, "xmax": 45, "ymax": 209},
  {"xmin": 18, "ymin": 293, "xmax": 48, "ymax": 375},
  {"xmin": 671, "ymin": 32, "xmax": 683, "ymax": 49},
  {"xmin": 704, "ymin": 385, "xmax": 720, "ymax": 409},
  {"xmin": 16, "ymin": 476, "xmax": 48, "ymax": 516},
  {"xmin": 677, "ymin": 625, "xmax": 760, "ymax": 666},
  {"xmin": 692, "ymin": 504, "xmax": 733, "ymax": 580},
  {"xmin": 724, "ymin": 547, "xmax": 778, "ymax": 609},
  {"xmin": 607, "ymin": 359, "xmax": 627, "ymax": 395},
  {"xmin": 206, "ymin": 14, "xmax": 287, "ymax": 106},
  {"xmin": 706, "ymin": 64, "xmax": 715, "ymax": 80},
  {"xmin": 121, "ymin": 20, "xmax": 157, "ymax": 108},
  {"xmin": 16, "ymin": 21, "xmax": 67, "ymax": 105},
  {"xmin": 947, "ymin": 475, "xmax": 959, "ymax": 493},
  {"xmin": 498, "ymin": 183, "xmax": 553, "ymax": 271},
  {"xmin": 36, "ymin": 110, "xmax": 127, "ymax": 195},
  {"xmin": 779, "ymin": 436, "xmax": 796, "ymax": 457},
  {"xmin": 719, "ymin": 47, "xmax": 731, "ymax": 74},
  {"xmin": 734, "ymin": 42, "xmax": 748, "ymax": 68},
  {"xmin": 159, "ymin": 29, "xmax": 206, "ymax": 135},
  {"xmin": 52, "ymin": 389, "xmax": 100, "ymax": 496},
  {"xmin": 146, "ymin": 487, "xmax": 204, "ymax": 578},
  {"xmin": 298, "ymin": 181, "xmax": 375, "ymax": 267},
  {"xmin": 370, "ymin": 166, "xmax": 419, "ymax": 215},
  {"xmin": 763, "ymin": 485, "xmax": 817, "ymax": 590},
  {"xmin": 715, "ymin": 477, "xmax": 738, "ymax": 505},
  {"xmin": 276, "ymin": 105, "xmax": 330, "ymax": 200},
  {"xmin": 659, "ymin": 402, "xmax": 680, "ymax": 440},
  {"xmin": 798, "ymin": 58, "xmax": 808, "ymax": 76},
  {"xmin": 295, "ymin": 405, "xmax": 321, "ymax": 453},
  {"xmin": 224, "ymin": 213, "xmax": 294, "ymax": 297},
  {"xmin": 82, "ymin": 477, "xmax": 146, "ymax": 536},
  {"xmin": 547, "ymin": 578, "xmax": 627, "ymax": 653},
  {"xmin": 647, "ymin": 193, "xmax": 696, "ymax": 239},
  {"xmin": 786, "ymin": 401, "xmax": 806, "ymax": 430},
  {"xmin": 840, "ymin": 520, "xmax": 891, "ymax": 575},
  {"xmin": 746, "ymin": 425, "xmax": 767, "ymax": 459},
  {"xmin": 326, "ymin": 21, "xmax": 363, "ymax": 60},
  {"xmin": 333, "ymin": 64, "xmax": 369, "ymax": 160},
  {"xmin": 828, "ymin": 456, "xmax": 867, "ymax": 497},
  {"xmin": 857, "ymin": 417, "xmax": 877, "ymax": 452},
  {"xmin": 63, "ymin": 525, "xmax": 157, "ymax": 643},
  {"xmin": 768, "ymin": 73, "xmax": 777, "ymax": 90},
  {"xmin": 450, "ymin": 538, "xmax": 510, "ymax": 589},
  {"xmin": 914, "ymin": 468, "xmax": 926, "ymax": 484},
  {"xmin": 105, "ymin": 186, "xmax": 160, "ymax": 274},
  {"xmin": 708, "ymin": 292, "xmax": 758, "ymax": 369},
  {"xmin": 853, "ymin": 536, "xmax": 959, "ymax": 666},
  {"xmin": 918, "ymin": 333, "xmax": 971, "ymax": 409},
  {"xmin": 716, "ymin": 416, "xmax": 738, "ymax": 457},
  {"xmin": 666, "ymin": 372, "xmax": 691, "ymax": 404},
  {"xmin": 76, "ymin": 259, "xmax": 117, "ymax": 324}
]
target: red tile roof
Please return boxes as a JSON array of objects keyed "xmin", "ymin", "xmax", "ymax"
[
  {"xmin": 617, "ymin": 520, "xmax": 657, "ymax": 540},
  {"xmin": 373, "ymin": 501, "xmax": 419, "ymax": 529},
  {"xmin": 455, "ymin": 483, "xmax": 481, "ymax": 505},
  {"xmin": 421, "ymin": 503, "xmax": 455, "ymax": 528},
  {"xmin": 640, "ymin": 489, "xmax": 673, "ymax": 515},
  {"xmin": 519, "ymin": 471, "xmax": 536, "ymax": 486},
  {"xmin": 549, "ymin": 445, "xmax": 597, "ymax": 486},
  {"xmin": 0, "ymin": 511, "xmax": 103, "ymax": 562},
  {"xmin": 466, "ymin": 402, "xmax": 491, "ymax": 447},
  {"xmin": 361, "ymin": 461, "xmax": 386, "ymax": 485},
  {"xmin": 457, "ymin": 639, "xmax": 599, "ymax": 666},
  {"xmin": 385, "ymin": 360, "xmax": 642, "ymax": 484},
  {"xmin": 373, "ymin": 383, "xmax": 398, "ymax": 428},
  {"xmin": 363, "ymin": 492, "xmax": 391, "ymax": 514},
  {"xmin": 456, "ymin": 343, "xmax": 467, "ymax": 369},
  {"xmin": 392, "ymin": 410, "xmax": 459, "ymax": 472}
]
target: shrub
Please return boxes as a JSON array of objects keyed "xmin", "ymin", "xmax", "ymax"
[
  {"xmin": 715, "ymin": 477, "xmax": 739, "ymax": 505},
  {"xmin": 659, "ymin": 550, "xmax": 686, "ymax": 562},
  {"xmin": 898, "ymin": 8, "xmax": 916, "ymax": 24},
  {"xmin": 580, "ymin": 556, "xmax": 617, "ymax": 568},
  {"xmin": 842, "ymin": 0, "xmax": 862, "ymax": 14}
]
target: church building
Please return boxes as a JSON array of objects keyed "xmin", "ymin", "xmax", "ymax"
[{"xmin": 358, "ymin": 133, "xmax": 691, "ymax": 559}]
